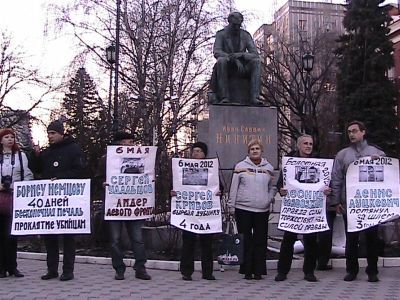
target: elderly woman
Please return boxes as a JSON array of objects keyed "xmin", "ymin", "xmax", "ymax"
[
  {"xmin": 228, "ymin": 139, "xmax": 276, "ymax": 280},
  {"xmin": 0, "ymin": 128, "xmax": 33, "ymax": 278}
]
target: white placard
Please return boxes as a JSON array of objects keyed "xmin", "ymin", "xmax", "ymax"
[
  {"xmin": 104, "ymin": 145, "xmax": 157, "ymax": 220},
  {"xmin": 278, "ymin": 157, "xmax": 334, "ymax": 234},
  {"xmin": 12, "ymin": 179, "xmax": 91, "ymax": 235},
  {"xmin": 346, "ymin": 156, "xmax": 400, "ymax": 232},
  {"xmin": 171, "ymin": 158, "xmax": 222, "ymax": 234}
]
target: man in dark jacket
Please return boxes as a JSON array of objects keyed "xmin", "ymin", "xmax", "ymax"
[
  {"xmin": 94, "ymin": 132, "xmax": 151, "ymax": 281},
  {"xmin": 32, "ymin": 120, "xmax": 85, "ymax": 281}
]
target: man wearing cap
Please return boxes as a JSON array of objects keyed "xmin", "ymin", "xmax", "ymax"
[
  {"xmin": 94, "ymin": 132, "xmax": 151, "ymax": 281},
  {"xmin": 32, "ymin": 120, "xmax": 85, "ymax": 281}
]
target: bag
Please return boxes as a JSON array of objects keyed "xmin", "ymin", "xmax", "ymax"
[
  {"xmin": 217, "ymin": 218, "xmax": 243, "ymax": 265},
  {"xmin": 0, "ymin": 191, "xmax": 13, "ymax": 215}
]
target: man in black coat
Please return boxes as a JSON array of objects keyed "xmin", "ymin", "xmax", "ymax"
[{"xmin": 32, "ymin": 120, "xmax": 85, "ymax": 281}]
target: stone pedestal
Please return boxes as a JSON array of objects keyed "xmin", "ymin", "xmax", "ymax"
[{"xmin": 198, "ymin": 105, "xmax": 278, "ymax": 190}]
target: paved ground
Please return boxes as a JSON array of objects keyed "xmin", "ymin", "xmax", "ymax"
[{"xmin": 0, "ymin": 258, "xmax": 399, "ymax": 300}]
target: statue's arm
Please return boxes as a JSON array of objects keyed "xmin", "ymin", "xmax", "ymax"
[
  {"xmin": 213, "ymin": 31, "xmax": 228, "ymax": 59},
  {"xmin": 242, "ymin": 32, "xmax": 260, "ymax": 60}
]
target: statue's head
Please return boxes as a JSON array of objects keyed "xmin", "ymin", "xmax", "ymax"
[{"xmin": 227, "ymin": 12, "xmax": 243, "ymax": 31}]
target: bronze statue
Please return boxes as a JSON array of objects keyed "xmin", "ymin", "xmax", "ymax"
[{"xmin": 210, "ymin": 12, "xmax": 262, "ymax": 105}]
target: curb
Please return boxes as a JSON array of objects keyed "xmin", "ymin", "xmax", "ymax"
[{"xmin": 17, "ymin": 252, "xmax": 400, "ymax": 271}]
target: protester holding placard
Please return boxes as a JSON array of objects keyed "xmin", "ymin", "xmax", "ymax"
[
  {"xmin": 228, "ymin": 139, "xmax": 276, "ymax": 280},
  {"xmin": 31, "ymin": 120, "xmax": 85, "ymax": 281},
  {"xmin": 0, "ymin": 128, "xmax": 33, "ymax": 279},
  {"xmin": 95, "ymin": 132, "xmax": 151, "ymax": 281},
  {"xmin": 172, "ymin": 141, "xmax": 219, "ymax": 281},
  {"xmin": 275, "ymin": 134, "xmax": 331, "ymax": 282},
  {"xmin": 331, "ymin": 120, "xmax": 384, "ymax": 282}
]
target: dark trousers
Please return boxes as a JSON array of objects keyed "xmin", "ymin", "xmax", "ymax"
[
  {"xmin": 0, "ymin": 214, "xmax": 17, "ymax": 272},
  {"xmin": 317, "ymin": 211, "xmax": 336, "ymax": 267},
  {"xmin": 109, "ymin": 220, "xmax": 147, "ymax": 273},
  {"xmin": 277, "ymin": 231, "xmax": 317, "ymax": 275},
  {"xmin": 343, "ymin": 215, "xmax": 379, "ymax": 276},
  {"xmin": 235, "ymin": 209, "xmax": 269, "ymax": 276},
  {"xmin": 180, "ymin": 231, "xmax": 213, "ymax": 277},
  {"xmin": 44, "ymin": 235, "xmax": 75, "ymax": 274}
]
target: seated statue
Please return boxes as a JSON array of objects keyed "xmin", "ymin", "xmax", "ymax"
[{"xmin": 210, "ymin": 12, "xmax": 262, "ymax": 105}]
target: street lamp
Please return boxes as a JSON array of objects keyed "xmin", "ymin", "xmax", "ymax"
[
  {"xmin": 170, "ymin": 95, "xmax": 179, "ymax": 157},
  {"xmin": 302, "ymin": 53, "xmax": 314, "ymax": 133},
  {"xmin": 105, "ymin": 43, "xmax": 116, "ymax": 132},
  {"xmin": 112, "ymin": 0, "xmax": 121, "ymax": 134},
  {"xmin": 302, "ymin": 53, "xmax": 314, "ymax": 73}
]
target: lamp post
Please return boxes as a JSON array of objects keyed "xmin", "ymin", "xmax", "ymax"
[
  {"xmin": 170, "ymin": 95, "xmax": 179, "ymax": 157},
  {"xmin": 190, "ymin": 100, "xmax": 199, "ymax": 143},
  {"xmin": 105, "ymin": 43, "xmax": 116, "ymax": 132},
  {"xmin": 112, "ymin": 0, "xmax": 121, "ymax": 134},
  {"xmin": 302, "ymin": 53, "xmax": 314, "ymax": 133}
]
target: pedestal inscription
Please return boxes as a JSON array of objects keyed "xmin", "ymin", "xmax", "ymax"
[{"xmin": 198, "ymin": 105, "xmax": 278, "ymax": 170}]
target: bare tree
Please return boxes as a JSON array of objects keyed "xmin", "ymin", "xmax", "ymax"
[
  {"xmin": 0, "ymin": 31, "xmax": 57, "ymax": 129},
  {"xmin": 261, "ymin": 29, "xmax": 339, "ymax": 155},
  {"xmin": 46, "ymin": 0, "xmax": 234, "ymax": 217},
  {"xmin": 47, "ymin": 0, "xmax": 232, "ymax": 144}
]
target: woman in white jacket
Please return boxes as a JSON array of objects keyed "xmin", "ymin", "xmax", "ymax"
[
  {"xmin": 228, "ymin": 139, "xmax": 276, "ymax": 280},
  {"xmin": 0, "ymin": 128, "xmax": 33, "ymax": 279}
]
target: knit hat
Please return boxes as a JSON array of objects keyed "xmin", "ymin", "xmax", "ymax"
[
  {"xmin": 191, "ymin": 141, "xmax": 208, "ymax": 157},
  {"xmin": 113, "ymin": 131, "xmax": 133, "ymax": 142},
  {"xmin": 47, "ymin": 120, "xmax": 64, "ymax": 135}
]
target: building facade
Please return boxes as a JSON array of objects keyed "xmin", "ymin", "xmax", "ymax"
[
  {"xmin": 253, "ymin": 0, "xmax": 346, "ymax": 157},
  {"xmin": 388, "ymin": 4, "xmax": 400, "ymax": 125},
  {"xmin": 274, "ymin": 0, "xmax": 345, "ymax": 46}
]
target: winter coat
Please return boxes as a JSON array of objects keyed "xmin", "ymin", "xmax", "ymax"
[
  {"xmin": 330, "ymin": 140, "xmax": 385, "ymax": 209},
  {"xmin": 228, "ymin": 156, "xmax": 276, "ymax": 213},
  {"xmin": 0, "ymin": 150, "xmax": 34, "ymax": 189},
  {"xmin": 32, "ymin": 136, "xmax": 85, "ymax": 180}
]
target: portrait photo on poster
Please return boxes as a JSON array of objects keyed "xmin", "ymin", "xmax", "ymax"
[
  {"xmin": 120, "ymin": 157, "xmax": 145, "ymax": 174},
  {"xmin": 359, "ymin": 165, "xmax": 384, "ymax": 182},
  {"xmin": 182, "ymin": 168, "xmax": 208, "ymax": 186},
  {"xmin": 294, "ymin": 166, "xmax": 320, "ymax": 183}
]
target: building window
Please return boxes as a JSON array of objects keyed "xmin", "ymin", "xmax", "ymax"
[{"xmin": 299, "ymin": 19, "xmax": 307, "ymax": 31}]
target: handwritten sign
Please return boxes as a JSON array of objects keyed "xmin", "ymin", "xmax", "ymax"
[
  {"xmin": 12, "ymin": 179, "xmax": 91, "ymax": 235},
  {"xmin": 171, "ymin": 158, "xmax": 222, "ymax": 234},
  {"xmin": 278, "ymin": 157, "xmax": 334, "ymax": 234},
  {"xmin": 104, "ymin": 146, "xmax": 157, "ymax": 220},
  {"xmin": 346, "ymin": 157, "xmax": 400, "ymax": 232}
]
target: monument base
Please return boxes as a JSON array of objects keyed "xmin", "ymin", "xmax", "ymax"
[{"xmin": 198, "ymin": 105, "xmax": 278, "ymax": 191}]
